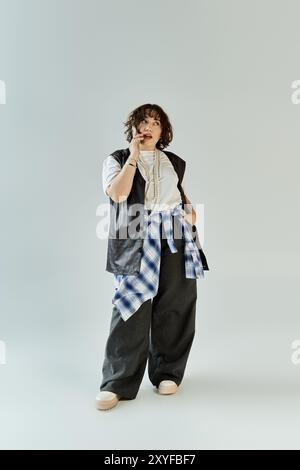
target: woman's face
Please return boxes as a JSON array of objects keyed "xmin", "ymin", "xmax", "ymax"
[{"xmin": 137, "ymin": 115, "xmax": 162, "ymax": 150}]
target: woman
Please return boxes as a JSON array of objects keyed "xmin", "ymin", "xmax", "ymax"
[{"xmin": 96, "ymin": 103, "xmax": 209, "ymax": 411}]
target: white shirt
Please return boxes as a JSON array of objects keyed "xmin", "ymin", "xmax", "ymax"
[{"xmin": 102, "ymin": 149, "xmax": 188, "ymax": 211}]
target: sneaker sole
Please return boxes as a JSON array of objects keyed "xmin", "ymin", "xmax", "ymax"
[
  {"xmin": 158, "ymin": 385, "xmax": 178, "ymax": 395},
  {"xmin": 95, "ymin": 396, "xmax": 119, "ymax": 411}
]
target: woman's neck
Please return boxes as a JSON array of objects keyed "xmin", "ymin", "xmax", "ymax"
[{"xmin": 139, "ymin": 145, "xmax": 156, "ymax": 151}]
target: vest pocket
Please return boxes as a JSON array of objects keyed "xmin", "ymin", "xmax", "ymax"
[{"xmin": 106, "ymin": 238, "xmax": 143, "ymax": 275}]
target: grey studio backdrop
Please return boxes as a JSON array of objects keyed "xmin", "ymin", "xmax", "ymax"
[{"xmin": 0, "ymin": 0, "xmax": 300, "ymax": 450}]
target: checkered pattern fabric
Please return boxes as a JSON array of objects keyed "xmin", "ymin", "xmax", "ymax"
[{"xmin": 112, "ymin": 203, "xmax": 204, "ymax": 321}]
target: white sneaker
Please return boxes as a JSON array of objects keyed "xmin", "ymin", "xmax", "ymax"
[
  {"xmin": 158, "ymin": 380, "xmax": 178, "ymax": 395},
  {"xmin": 95, "ymin": 391, "xmax": 119, "ymax": 410}
]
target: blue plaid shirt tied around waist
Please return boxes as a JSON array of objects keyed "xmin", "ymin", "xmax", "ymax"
[{"xmin": 112, "ymin": 203, "xmax": 205, "ymax": 322}]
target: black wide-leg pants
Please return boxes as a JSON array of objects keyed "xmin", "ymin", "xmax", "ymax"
[{"xmin": 100, "ymin": 218, "xmax": 198, "ymax": 400}]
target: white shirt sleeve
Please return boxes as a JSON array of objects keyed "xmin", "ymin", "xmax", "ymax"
[{"xmin": 102, "ymin": 155, "xmax": 121, "ymax": 196}]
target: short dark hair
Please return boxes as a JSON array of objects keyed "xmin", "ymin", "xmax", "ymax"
[{"xmin": 123, "ymin": 103, "xmax": 173, "ymax": 150}]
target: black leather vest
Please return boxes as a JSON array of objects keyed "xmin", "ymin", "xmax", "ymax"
[{"xmin": 105, "ymin": 147, "xmax": 209, "ymax": 275}]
